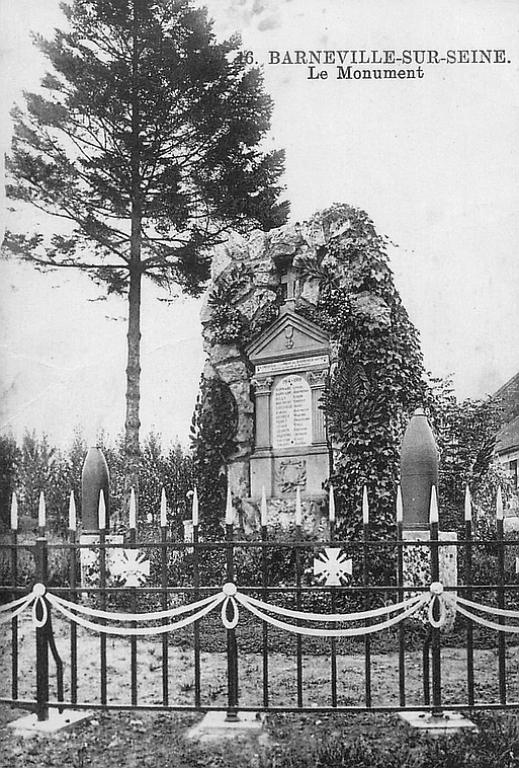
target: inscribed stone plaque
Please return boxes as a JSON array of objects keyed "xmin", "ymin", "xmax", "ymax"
[
  {"xmin": 256, "ymin": 355, "xmax": 329, "ymax": 376},
  {"xmin": 273, "ymin": 374, "xmax": 312, "ymax": 448}
]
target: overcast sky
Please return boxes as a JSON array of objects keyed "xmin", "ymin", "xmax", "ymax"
[{"xmin": 1, "ymin": 0, "xmax": 518, "ymax": 448}]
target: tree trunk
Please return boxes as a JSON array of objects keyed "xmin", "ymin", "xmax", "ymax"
[
  {"xmin": 124, "ymin": 0, "xmax": 142, "ymax": 502},
  {"xmin": 125, "ymin": 263, "xmax": 142, "ymax": 476}
]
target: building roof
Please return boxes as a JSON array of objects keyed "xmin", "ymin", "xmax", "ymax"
[
  {"xmin": 496, "ymin": 414, "xmax": 519, "ymax": 455},
  {"xmin": 494, "ymin": 371, "xmax": 519, "ymax": 422}
]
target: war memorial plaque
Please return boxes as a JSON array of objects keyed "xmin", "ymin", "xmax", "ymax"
[{"xmin": 273, "ymin": 374, "xmax": 312, "ymax": 449}]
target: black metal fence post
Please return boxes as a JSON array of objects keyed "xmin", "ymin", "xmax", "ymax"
[
  {"xmin": 160, "ymin": 519, "xmax": 170, "ymax": 707},
  {"xmin": 295, "ymin": 514, "xmax": 303, "ymax": 708},
  {"xmin": 396, "ymin": 505, "xmax": 406, "ymax": 707},
  {"xmin": 429, "ymin": 499, "xmax": 442, "ymax": 716},
  {"xmin": 69, "ymin": 525, "xmax": 78, "ymax": 705},
  {"xmin": 99, "ymin": 525, "xmax": 107, "ymax": 705},
  {"xmin": 35, "ymin": 536, "xmax": 49, "ymax": 722},
  {"xmin": 192, "ymin": 521, "xmax": 201, "ymax": 709},
  {"xmin": 497, "ymin": 497, "xmax": 507, "ymax": 704},
  {"xmin": 129, "ymin": 521, "xmax": 138, "ymax": 706},
  {"xmin": 329, "ymin": 516, "xmax": 337, "ymax": 708},
  {"xmin": 464, "ymin": 491, "xmax": 474, "ymax": 705},
  {"xmin": 362, "ymin": 496, "xmax": 372, "ymax": 708},
  {"xmin": 261, "ymin": 517, "xmax": 269, "ymax": 708},
  {"xmin": 11, "ymin": 525, "xmax": 18, "ymax": 701},
  {"xmin": 225, "ymin": 520, "xmax": 239, "ymax": 720}
]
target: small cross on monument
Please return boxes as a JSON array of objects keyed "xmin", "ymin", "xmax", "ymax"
[{"xmin": 313, "ymin": 547, "xmax": 352, "ymax": 586}]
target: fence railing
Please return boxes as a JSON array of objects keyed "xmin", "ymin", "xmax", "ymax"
[{"xmin": 2, "ymin": 484, "xmax": 519, "ymax": 721}]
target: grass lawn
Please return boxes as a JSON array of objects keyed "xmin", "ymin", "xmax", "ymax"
[{"xmin": 1, "ymin": 707, "xmax": 519, "ymax": 767}]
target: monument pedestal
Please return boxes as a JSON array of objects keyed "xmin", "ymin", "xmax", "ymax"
[
  {"xmin": 186, "ymin": 711, "xmax": 266, "ymax": 742},
  {"xmin": 399, "ymin": 710, "xmax": 477, "ymax": 734},
  {"xmin": 8, "ymin": 710, "xmax": 92, "ymax": 737}
]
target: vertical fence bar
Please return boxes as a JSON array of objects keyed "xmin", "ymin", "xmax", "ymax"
[
  {"xmin": 261, "ymin": 519, "xmax": 269, "ymax": 708},
  {"xmin": 129, "ymin": 523, "xmax": 138, "ymax": 706},
  {"xmin": 329, "ymin": 517, "xmax": 337, "ymax": 708},
  {"xmin": 429, "ymin": 489, "xmax": 442, "ymax": 716},
  {"xmin": 10, "ymin": 525, "xmax": 18, "ymax": 701},
  {"xmin": 99, "ymin": 526, "xmax": 107, "ymax": 706},
  {"xmin": 192, "ymin": 522, "xmax": 201, "ymax": 709},
  {"xmin": 464, "ymin": 491, "xmax": 474, "ymax": 706},
  {"xmin": 396, "ymin": 515, "xmax": 406, "ymax": 707},
  {"xmin": 35, "ymin": 536, "xmax": 49, "ymax": 722},
  {"xmin": 160, "ymin": 523, "xmax": 169, "ymax": 706},
  {"xmin": 362, "ymin": 507, "xmax": 372, "ymax": 708},
  {"xmin": 497, "ymin": 494, "xmax": 506, "ymax": 705},
  {"xmin": 295, "ymin": 521, "xmax": 303, "ymax": 709},
  {"xmin": 225, "ymin": 520, "xmax": 239, "ymax": 720},
  {"xmin": 69, "ymin": 526, "xmax": 78, "ymax": 705}
]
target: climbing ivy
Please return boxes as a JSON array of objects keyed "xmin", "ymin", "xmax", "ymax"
[
  {"xmin": 308, "ymin": 204, "xmax": 427, "ymax": 549},
  {"xmin": 206, "ymin": 265, "xmax": 253, "ymax": 345},
  {"xmin": 190, "ymin": 375, "xmax": 239, "ymax": 537}
]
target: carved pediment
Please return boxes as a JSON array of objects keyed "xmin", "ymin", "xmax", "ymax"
[{"xmin": 246, "ymin": 307, "xmax": 329, "ymax": 365}]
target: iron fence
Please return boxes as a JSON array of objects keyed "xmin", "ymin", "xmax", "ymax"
[{"xmin": 1, "ymin": 494, "xmax": 519, "ymax": 722}]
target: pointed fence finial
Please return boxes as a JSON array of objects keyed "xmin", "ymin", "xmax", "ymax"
[
  {"xmin": 396, "ymin": 485, "xmax": 403, "ymax": 524},
  {"xmin": 362, "ymin": 486, "xmax": 369, "ymax": 525},
  {"xmin": 192, "ymin": 487, "xmax": 199, "ymax": 527},
  {"xmin": 160, "ymin": 487, "xmax": 168, "ymax": 528},
  {"xmin": 429, "ymin": 485, "xmax": 439, "ymax": 525},
  {"xmin": 10, "ymin": 493, "xmax": 18, "ymax": 531},
  {"xmin": 225, "ymin": 484, "xmax": 233, "ymax": 526},
  {"xmin": 295, "ymin": 487, "xmax": 302, "ymax": 527},
  {"xmin": 260, "ymin": 486, "xmax": 268, "ymax": 527},
  {"xmin": 464, "ymin": 485, "xmax": 472, "ymax": 522},
  {"xmin": 38, "ymin": 491, "xmax": 46, "ymax": 529},
  {"xmin": 328, "ymin": 484, "xmax": 335, "ymax": 524},
  {"xmin": 129, "ymin": 487, "xmax": 137, "ymax": 529},
  {"xmin": 98, "ymin": 490, "xmax": 106, "ymax": 530},
  {"xmin": 68, "ymin": 491, "xmax": 76, "ymax": 531},
  {"xmin": 496, "ymin": 486, "xmax": 504, "ymax": 521}
]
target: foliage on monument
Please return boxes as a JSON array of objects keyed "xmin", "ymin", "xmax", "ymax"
[
  {"xmin": 4, "ymin": 0, "xmax": 288, "ymax": 471},
  {"xmin": 205, "ymin": 261, "xmax": 285, "ymax": 346},
  {"xmin": 206, "ymin": 265, "xmax": 254, "ymax": 344},
  {"xmin": 307, "ymin": 204, "xmax": 427, "ymax": 547},
  {"xmin": 246, "ymin": 298, "xmax": 281, "ymax": 341},
  {"xmin": 424, "ymin": 375, "xmax": 512, "ymax": 530},
  {"xmin": 190, "ymin": 375, "xmax": 239, "ymax": 537},
  {"xmin": 207, "ymin": 289, "xmax": 282, "ymax": 347}
]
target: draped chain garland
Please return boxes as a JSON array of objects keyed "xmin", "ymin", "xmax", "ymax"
[{"xmin": 4, "ymin": 581, "xmax": 519, "ymax": 636}]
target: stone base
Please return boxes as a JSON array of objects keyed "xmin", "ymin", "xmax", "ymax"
[
  {"xmin": 7, "ymin": 710, "xmax": 91, "ymax": 737},
  {"xmin": 399, "ymin": 710, "xmax": 478, "ymax": 734},
  {"xmin": 186, "ymin": 711, "xmax": 266, "ymax": 742}
]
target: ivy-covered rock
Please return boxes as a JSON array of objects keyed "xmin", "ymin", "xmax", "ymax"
[{"xmin": 195, "ymin": 204, "xmax": 427, "ymax": 543}]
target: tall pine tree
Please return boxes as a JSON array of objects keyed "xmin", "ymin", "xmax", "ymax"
[{"xmin": 4, "ymin": 0, "xmax": 288, "ymax": 487}]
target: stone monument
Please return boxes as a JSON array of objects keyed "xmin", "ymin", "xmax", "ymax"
[
  {"xmin": 199, "ymin": 209, "xmax": 401, "ymax": 531},
  {"xmin": 200, "ymin": 221, "xmax": 336, "ymax": 531}
]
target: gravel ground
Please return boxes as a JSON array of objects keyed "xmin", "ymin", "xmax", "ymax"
[
  {"xmin": 1, "ymin": 612, "xmax": 518, "ymax": 710},
  {"xmin": 2, "ymin": 614, "xmax": 519, "ymax": 767}
]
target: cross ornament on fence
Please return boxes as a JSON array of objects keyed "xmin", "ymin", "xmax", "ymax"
[
  {"xmin": 111, "ymin": 550, "xmax": 150, "ymax": 587},
  {"xmin": 313, "ymin": 547, "xmax": 352, "ymax": 586}
]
